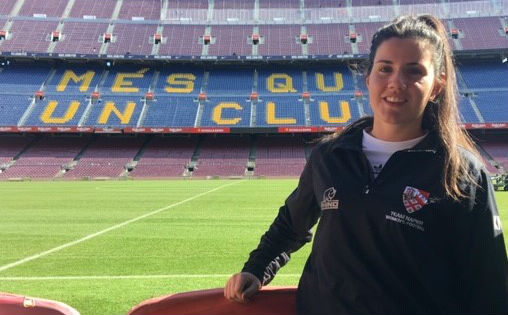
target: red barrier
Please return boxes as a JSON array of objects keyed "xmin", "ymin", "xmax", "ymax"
[
  {"xmin": 128, "ymin": 286, "xmax": 297, "ymax": 315},
  {"xmin": 0, "ymin": 293, "xmax": 80, "ymax": 315}
]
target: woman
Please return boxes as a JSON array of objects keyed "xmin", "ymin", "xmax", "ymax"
[{"xmin": 225, "ymin": 15, "xmax": 508, "ymax": 314}]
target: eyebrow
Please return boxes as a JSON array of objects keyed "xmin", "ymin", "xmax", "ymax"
[{"xmin": 376, "ymin": 60, "xmax": 423, "ymax": 66}]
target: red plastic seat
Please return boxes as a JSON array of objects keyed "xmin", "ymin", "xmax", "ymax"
[
  {"xmin": 0, "ymin": 292, "xmax": 80, "ymax": 315},
  {"xmin": 128, "ymin": 286, "xmax": 297, "ymax": 315}
]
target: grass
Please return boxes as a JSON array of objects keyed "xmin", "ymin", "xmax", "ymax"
[{"xmin": 0, "ymin": 179, "xmax": 506, "ymax": 315}]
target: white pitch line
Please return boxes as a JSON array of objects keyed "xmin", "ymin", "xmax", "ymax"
[
  {"xmin": 0, "ymin": 274, "xmax": 301, "ymax": 281},
  {"xmin": 0, "ymin": 181, "xmax": 243, "ymax": 273}
]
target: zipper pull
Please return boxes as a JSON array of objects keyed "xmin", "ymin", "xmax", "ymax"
[{"xmin": 364, "ymin": 185, "xmax": 370, "ymax": 194}]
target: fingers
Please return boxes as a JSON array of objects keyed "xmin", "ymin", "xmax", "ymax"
[{"xmin": 224, "ymin": 272, "xmax": 261, "ymax": 303}]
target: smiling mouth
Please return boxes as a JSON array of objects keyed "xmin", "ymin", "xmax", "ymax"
[{"xmin": 383, "ymin": 96, "xmax": 406, "ymax": 105}]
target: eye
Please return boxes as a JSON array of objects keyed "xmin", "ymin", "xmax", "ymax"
[
  {"xmin": 407, "ymin": 67, "xmax": 424, "ymax": 75},
  {"xmin": 378, "ymin": 65, "xmax": 392, "ymax": 73}
]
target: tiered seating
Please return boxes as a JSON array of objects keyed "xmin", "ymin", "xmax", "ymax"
[
  {"xmin": 46, "ymin": 66, "xmax": 103, "ymax": 93},
  {"xmin": 0, "ymin": 64, "xmax": 51, "ymax": 93},
  {"xmin": 143, "ymin": 97, "xmax": 199, "ymax": 127},
  {"xmin": 130, "ymin": 136, "xmax": 197, "ymax": 178},
  {"xmin": 398, "ymin": 1, "xmax": 444, "ymax": 17},
  {"xmin": 459, "ymin": 61, "xmax": 508, "ymax": 89},
  {"xmin": 102, "ymin": 66, "xmax": 153, "ymax": 93},
  {"xmin": 65, "ymin": 136, "xmax": 143, "ymax": 178},
  {"xmin": 305, "ymin": 0, "xmax": 346, "ymax": 7},
  {"xmin": 309, "ymin": 95, "xmax": 359, "ymax": 126},
  {"xmin": 68, "ymin": 0, "xmax": 116, "ymax": 19},
  {"xmin": 478, "ymin": 135, "xmax": 508, "ymax": 171},
  {"xmin": 0, "ymin": 0, "xmax": 17, "ymax": 15},
  {"xmin": 350, "ymin": 3, "xmax": 395, "ymax": 21},
  {"xmin": 85, "ymin": 96, "xmax": 144, "ymax": 127},
  {"xmin": 254, "ymin": 135, "xmax": 307, "ymax": 176},
  {"xmin": 201, "ymin": 96, "xmax": 252, "ymax": 127},
  {"xmin": 107, "ymin": 24, "xmax": 158, "ymax": 55},
  {"xmin": 192, "ymin": 136, "xmax": 250, "ymax": 177},
  {"xmin": 354, "ymin": 22, "xmax": 384, "ymax": 54},
  {"xmin": 0, "ymin": 135, "xmax": 88, "ymax": 179},
  {"xmin": 24, "ymin": 94, "xmax": 88, "ymax": 126},
  {"xmin": 258, "ymin": 69, "xmax": 303, "ymax": 94},
  {"xmin": 117, "ymin": 0, "xmax": 161, "ymax": 20},
  {"xmin": 306, "ymin": 24, "xmax": 352, "ymax": 55},
  {"xmin": 258, "ymin": 25, "xmax": 302, "ymax": 56},
  {"xmin": 0, "ymin": 135, "xmax": 34, "ymax": 165},
  {"xmin": 53, "ymin": 22, "xmax": 109, "ymax": 55},
  {"xmin": 458, "ymin": 96, "xmax": 480, "ymax": 123},
  {"xmin": 156, "ymin": 67, "xmax": 204, "ymax": 94},
  {"xmin": 0, "ymin": 94, "xmax": 32, "ymax": 125},
  {"xmin": 19, "ymin": 0, "xmax": 67, "ymax": 17},
  {"xmin": 257, "ymin": 96, "xmax": 306, "ymax": 127},
  {"xmin": 207, "ymin": 68, "xmax": 253, "ymax": 95},
  {"xmin": 453, "ymin": 17, "xmax": 507, "ymax": 50},
  {"xmin": 259, "ymin": 0, "xmax": 300, "ymax": 23},
  {"xmin": 307, "ymin": 66, "xmax": 355, "ymax": 93},
  {"xmin": 207, "ymin": 26, "xmax": 253, "ymax": 57},
  {"xmin": 212, "ymin": 0, "xmax": 255, "ymax": 23},
  {"xmin": 474, "ymin": 91, "xmax": 508, "ymax": 123},
  {"xmin": 0, "ymin": 20, "xmax": 58, "ymax": 53},
  {"xmin": 158, "ymin": 25, "xmax": 205, "ymax": 56}
]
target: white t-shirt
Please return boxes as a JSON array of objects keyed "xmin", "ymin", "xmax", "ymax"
[{"xmin": 362, "ymin": 130, "xmax": 428, "ymax": 178}]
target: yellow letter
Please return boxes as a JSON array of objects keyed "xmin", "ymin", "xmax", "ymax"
[
  {"xmin": 267, "ymin": 102, "xmax": 296, "ymax": 124},
  {"xmin": 320, "ymin": 101, "xmax": 351, "ymax": 123},
  {"xmin": 267, "ymin": 74, "xmax": 297, "ymax": 93},
  {"xmin": 165, "ymin": 73, "xmax": 196, "ymax": 93},
  {"xmin": 41, "ymin": 101, "xmax": 80, "ymax": 124},
  {"xmin": 99, "ymin": 102, "xmax": 136, "ymax": 124},
  {"xmin": 57, "ymin": 70, "xmax": 95, "ymax": 92},
  {"xmin": 316, "ymin": 72, "xmax": 344, "ymax": 92},
  {"xmin": 112, "ymin": 68, "xmax": 150, "ymax": 93},
  {"xmin": 213, "ymin": 102, "xmax": 242, "ymax": 125}
]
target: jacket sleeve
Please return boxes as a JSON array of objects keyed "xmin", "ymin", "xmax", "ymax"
[
  {"xmin": 457, "ymin": 167, "xmax": 508, "ymax": 314},
  {"xmin": 241, "ymin": 155, "xmax": 321, "ymax": 285}
]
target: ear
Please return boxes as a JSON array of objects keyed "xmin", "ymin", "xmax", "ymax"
[
  {"xmin": 430, "ymin": 73, "xmax": 446, "ymax": 100},
  {"xmin": 365, "ymin": 75, "xmax": 370, "ymax": 88}
]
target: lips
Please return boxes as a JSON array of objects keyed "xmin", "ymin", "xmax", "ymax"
[{"xmin": 383, "ymin": 96, "xmax": 407, "ymax": 105}]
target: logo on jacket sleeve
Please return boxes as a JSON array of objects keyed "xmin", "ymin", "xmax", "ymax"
[
  {"xmin": 321, "ymin": 187, "xmax": 340, "ymax": 210},
  {"xmin": 403, "ymin": 186, "xmax": 430, "ymax": 213}
]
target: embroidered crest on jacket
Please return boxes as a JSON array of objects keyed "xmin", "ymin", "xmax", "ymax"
[
  {"xmin": 321, "ymin": 187, "xmax": 340, "ymax": 210},
  {"xmin": 402, "ymin": 186, "xmax": 430, "ymax": 213}
]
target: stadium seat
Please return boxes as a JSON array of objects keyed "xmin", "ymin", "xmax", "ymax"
[
  {"xmin": 0, "ymin": 292, "xmax": 80, "ymax": 315},
  {"xmin": 127, "ymin": 286, "xmax": 297, "ymax": 315}
]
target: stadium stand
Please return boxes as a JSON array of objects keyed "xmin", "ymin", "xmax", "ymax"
[
  {"xmin": 18, "ymin": 0, "xmax": 68, "ymax": 17},
  {"xmin": 130, "ymin": 135, "xmax": 197, "ymax": 178},
  {"xmin": 254, "ymin": 135, "xmax": 307, "ymax": 176},
  {"xmin": 207, "ymin": 68, "xmax": 254, "ymax": 95},
  {"xmin": 106, "ymin": 24, "xmax": 158, "ymax": 56},
  {"xmin": 53, "ymin": 22, "xmax": 109, "ymax": 55},
  {"xmin": 192, "ymin": 135, "xmax": 250, "ymax": 177},
  {"xmin": 201, "ymin": 96, "xmax": 252, "ymax": 127},
  {"xmin": 0, "ymin": 20, "xmax": 58, "ymax": 53},
  {"xmin": 68, "ymin": 0, "xmax": 116, "ymax": 19},
  {"xmin": 143, "ymin": 96, "xmax": 199, "ymax": 127},
  {"xmin": 453, "ymin": 17, "xmax": 508, "ymax": 50},
  {"xmin": 0, "ymin": 0, "xmax": 16, "ymax": 15},
  {"xmin": 306, "ymin": 24, "xmax": 352, "ymax": 55},
  {"xmin": 207, "ymin": 26, "xmax": 253, "ymax": 57},
  {"xmin": 0, "ymin": 135, "xmax": 89, "ymax": 179},
  {"xmin": 158, "ymin": 25, "xmax": 205, "ymax": 56},
  {"xmin": 0, "ymin": 134, "xmax": 34, "ymax": 165},
  {"xmin": 117, "ymin": 0, "xmax": 161, "ymax": 20}
]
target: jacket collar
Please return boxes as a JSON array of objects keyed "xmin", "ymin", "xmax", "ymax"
[{"xmin": 330, "ymin": 121, "xmax": 442, "ymax": 154}]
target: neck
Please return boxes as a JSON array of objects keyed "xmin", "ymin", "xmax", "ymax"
[{"xmin": 370, "ymin": 122, "xmax": 425, "ymax": 142}]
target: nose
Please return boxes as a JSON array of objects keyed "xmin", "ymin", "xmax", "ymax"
[{"xmin": 388, "ymin": 71, "xmax": 407, "ymax": 90}]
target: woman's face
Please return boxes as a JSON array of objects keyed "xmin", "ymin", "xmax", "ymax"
[{"xmin": 366, "ymin": 37, "xmax": 443, "ymax": 139}]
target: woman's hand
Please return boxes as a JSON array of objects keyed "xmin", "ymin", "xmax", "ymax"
[{"xmin": 224, "ymin": 272, "xmax": 261, "ymax": 303}]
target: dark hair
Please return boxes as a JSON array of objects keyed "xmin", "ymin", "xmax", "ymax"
[{"xmin": 337, "ymin": 15, "xmax": 479, "ymax": 200}]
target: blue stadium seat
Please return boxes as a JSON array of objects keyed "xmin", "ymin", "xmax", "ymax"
[
  {"xmin": 309, "ymin": 95, "xmax": 360, "ymax": 126},
  {"xmin": 156, "ymin": 67, "xmax": 204, "ymax": 96},
  {"xmin": 84, "ymin": 96, "xmax": 144, "ymax": 127},
  {"xmin": 24, "ymin": 94, "xmax": 88, "ymax": 126},
  {"xmin": 143, "ymin": 96, "xmax": 198, "ymax": 127},
  {"xmin": 474, "ymin": 91, "xmax": 508, "ymax": 123},
  {"xmin": 0, "ymin": 94, "xmax": 32, "ymax": 125},
  {"xmin": 307, "ymin": 66, "xmax": 355, "ymax": 93},
  {"xmin": 102, "ymin": 66, "xmax": 154, "ymax": 95},
  {"xmin": 459, "ymin": 61, "xmax": 508, "ymax": 89},
  {"xmin": 207, "ymin": 68, "xmax": 254, "ymax": 95},
  {"xmin": 0, "ymin": 64, "xmax": 51, "ymax": 94},
  {"xmin": 256, "ymin": 96, "xmax": 305, "ymax": 126},
  {"xmin": 458, "ymin": 95, "xmax": 480, "ymax": 123},
  {"xmin": 46, "ymin": 66, "xmax": 103, "ymax": 94},
  {"xmin": 201, "ymin": 96, "xmax": 252, "ymax": 127},
  {"xmin": 258, "ymin": 69, "xmax": 303, "ymax": 95}
]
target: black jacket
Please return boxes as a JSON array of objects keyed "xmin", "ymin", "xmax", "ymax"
[{"xmin": 242, "ymin": 124, "xmax": 508, "ymax": 314}]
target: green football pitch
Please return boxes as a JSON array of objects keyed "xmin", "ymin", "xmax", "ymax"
[{"xmin": 0, "ymin": 179, "xmax": 506, "ymax": 315}]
